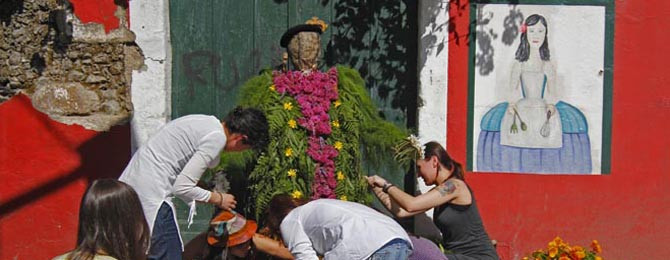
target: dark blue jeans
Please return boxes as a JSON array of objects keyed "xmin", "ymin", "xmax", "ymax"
[
  {"xmin": 149, "ymin": 202, "xmax": 182, "ymax": 260},
  {"xmin": 368, "ymin": 238, "xmax": 412, "ymax": 260}
]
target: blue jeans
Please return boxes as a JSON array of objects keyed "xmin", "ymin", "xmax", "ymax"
[
  {"xmin": 149, "ymin": 202, "xmax": 182, "ymax": 260},
  {"xmin": 368, "ymin": 238, "xmax": 412, "ymax": 260}
]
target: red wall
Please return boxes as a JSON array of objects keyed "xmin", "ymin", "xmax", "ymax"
[
  {"xmin": 0, "ymin": 95, "xmax": 131, "ymax": 259},
  {"xmin": 449, "ymin": 1, "xmax": 670, "ymax": 259}
]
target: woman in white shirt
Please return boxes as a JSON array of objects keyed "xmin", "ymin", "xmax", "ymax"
[
  {"xmin": 119, "ymin": 107, "xmax": 269, "ymax": 260},
  {"xmin": 265, "ymin": 194, "xmax": 413, "ymax": 260}
]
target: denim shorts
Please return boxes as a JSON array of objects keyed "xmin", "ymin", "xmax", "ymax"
[{"xmin": 368, "ymin": 238, "xmax": 413, "ymax": 260}]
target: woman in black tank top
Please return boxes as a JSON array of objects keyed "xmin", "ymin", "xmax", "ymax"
[{"xmin": 367, "ymin": 141, "xmax": 499, "ymax": 260}]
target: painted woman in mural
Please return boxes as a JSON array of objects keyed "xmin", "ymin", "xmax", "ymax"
[{"xmin": 477, "ymin": 14, "xmax": 592, "ymax": 173}]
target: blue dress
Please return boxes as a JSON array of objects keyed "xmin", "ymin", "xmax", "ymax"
[{"xmin": 477, "ymin": 74, "xmax": 592, "ymax": 173}]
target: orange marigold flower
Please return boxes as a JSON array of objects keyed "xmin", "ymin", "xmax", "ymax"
[
  {"xmin": 553, "ymin": 236, "xmax": 564, "ymax": 245},
  {"xmin": 570, "ymin": 246, "xmax": 586, "ymax": 260},
  {"xmin": 548, "ymin": 241, "xmax": 557, "ymax": 249},
  {"xmin": 595, "ymin": 256, "xmax": 603, "ymax": 260},
  {"xmin": 548, "ymin": 247, "xmax": 558, "ymax": 258},
  {"xmin": 591, "ymin": 240, "xmax": 602, "ymax": 253},
  {"xmin": 558, "ymin": 256, "xmax": 570, "ymax": 260},
  {"xmin": 521, "ymin": 257, "xmax": 529, "ymax": 260}
]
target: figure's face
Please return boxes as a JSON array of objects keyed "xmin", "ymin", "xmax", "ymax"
[{"xmin": 526, "ymin": 22, "xmax": 546, "ymax": 48}]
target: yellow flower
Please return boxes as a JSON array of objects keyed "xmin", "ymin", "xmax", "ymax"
[
  {"xmin": 285, "ymin": 147, "xmax": 293, "ymax": 157},
  {"xmin": 288, "ymin": 119, "xmax": 297, "ymax": 129},
  {"xmin": 334, "ymin": 141, "xmax": 343, "ymax": 150},
  {"xmin": 337, "ymin": 171, "xmax": 345, "ymax": 180},
  {"xmin": 287, "ymin": 169, "xmax": 297, "ymax": 177},
  {"xmin": 340, "ymin": 195, "xmax": 348, "ymax": 201},
  {"xmin": 283, "ymin": 102, "xmax": 293, "ymax": 110},
  {"xmin": 548, "ymin": 247, "xmax": 558, "ymax": 258},
  {"xmin": 334, "ymin": 100, "xmax": 342, "ymax": 107},
  {"xmin": 332, "ymin": 120, "xmax": 340, "ymax": 128},
  {"xmin": 269, "ymin": 84, "xmax": 276, "ymax": 91},
  {"xmin": 595, "ymin": 257, "xmax": 602, "ymax": 260},
  {"xmin": 291, "ymin": 190, "xmax": 303, "ymax": 199},
  {"xmin": 521, "ymin": 257, "xmax": 529, "ymax": 260}
]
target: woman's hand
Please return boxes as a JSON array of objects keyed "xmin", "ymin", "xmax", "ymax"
[
  {"xmin": 366, "ymin": 175, "xmax": 387, "ymax": 187},
  {"xmin": 211, "ymin": 192, "xmax": 237, "ymax": 210},
  {"xmin": 220, "ymin": 193, "xmax": 237, "ymax": 210}
]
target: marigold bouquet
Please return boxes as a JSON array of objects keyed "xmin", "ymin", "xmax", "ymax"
[{"xmin": 522, "ymin": 236, "xmax": 603, "ymax": 260}]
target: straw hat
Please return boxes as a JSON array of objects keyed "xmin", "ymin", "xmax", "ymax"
[{"xmin": 207, "ymin": 210, "xmax": 257, "ymax": 247}]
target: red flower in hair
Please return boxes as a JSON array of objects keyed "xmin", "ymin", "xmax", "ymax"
[{"xmin": 520, "ymin": 23, "xmax": 527, "ymax": 33}]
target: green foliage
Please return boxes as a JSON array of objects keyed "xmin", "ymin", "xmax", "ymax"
[{"xmin": 223, "ymin": 67, "xmax": 408, "ymax": 220}]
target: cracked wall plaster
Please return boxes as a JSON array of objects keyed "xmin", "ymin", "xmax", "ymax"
[{"xmin": 0, "ymin": 0, "xmax": 144, "ymax": 131}]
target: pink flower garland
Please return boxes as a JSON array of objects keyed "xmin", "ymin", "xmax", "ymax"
[{"xmin": 273, "ymin": 68, "xmax": 339, "ymax": 199}]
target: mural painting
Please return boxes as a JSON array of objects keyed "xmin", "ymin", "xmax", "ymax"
[{"xmin": 469, "ymin": 2, "xmax": 613, "ymax": 174}]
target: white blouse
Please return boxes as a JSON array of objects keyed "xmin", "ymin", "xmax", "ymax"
[
  {"xmin": 119, "ymin": 115, "xmax": 226, "ymax": 245},
  {"xmin": 280, "ymin": 199, "xmax": 412, "ymax": 260}
]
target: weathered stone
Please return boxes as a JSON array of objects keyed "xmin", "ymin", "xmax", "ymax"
[
  {"xmin": 85, "ymin": 74, "xmax": 107, "ymax": 83},
  {"xmin": 31, "ymin": 81, "xmax": 101, "ymax": 116},
  {"xmin": 109, "ymin": 62, "xmax": 123, "ymax": 75},
  {"xmin": 101, "ymin": 99, "xmax": 122, "ymax": 114},
  {"xmin": 67, "ymin": 51, "xmax": 80, "ymax": 59},
  {"xmin": 0, "ymin": 0, "xmax": 138, "ymax": 130},
  {"xmin": 9, "ymin": 51, "xmax": 22, "ymax": 65},
  {"xmin": 25, "ymin": 71, "xmax": 37, "ymax": 80},
  {"xmin": 67, "ymin": 70, "xmax": 85, "ymax": 81},
  {"xmin": 61, "ymin": 58, "xmax": 73, "ymax": 70},
  {"xmin": 33, "ymin": 25, "xmax": 48, "ymax": 36},
  {"xmin": 92, "ymin": 53, "xmax": 109, "ymax": 63}
]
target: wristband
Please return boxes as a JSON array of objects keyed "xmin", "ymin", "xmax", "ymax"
[
  {"xmin": 382, "ymin": 182, "xmax": 394, "ymax": 193},
  {"xmin": 217, "ymin": 192, "xmax": 225, "ymax": 207}
]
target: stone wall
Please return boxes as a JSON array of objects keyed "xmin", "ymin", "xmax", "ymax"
[{"xmin": 0, "ymin": 0, "xmax": 142, "ymax": 131}]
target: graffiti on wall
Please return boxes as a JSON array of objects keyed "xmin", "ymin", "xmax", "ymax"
[{"xmin": 468, "ymin": 2, "xmax": 614, "ymax": 174}]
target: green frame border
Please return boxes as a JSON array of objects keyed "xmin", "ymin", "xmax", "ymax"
[{"xmin": 466, "ymin": 0, "xmax": 615, "ymax": 174}]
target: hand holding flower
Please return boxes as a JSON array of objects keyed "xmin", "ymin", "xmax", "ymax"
[{"xmin": 366, "ymin": 175, "xmax": 387, "ymax": 187}]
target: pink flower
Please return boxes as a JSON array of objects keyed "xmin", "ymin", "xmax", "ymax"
[{"xmin": 274, "ymin": 68, "xmax": 340, "ymax": 199}]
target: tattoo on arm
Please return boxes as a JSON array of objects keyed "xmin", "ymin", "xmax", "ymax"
[{"xmin": 438, "ymin": 180, "xmax": 456, "ymax": 196}]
